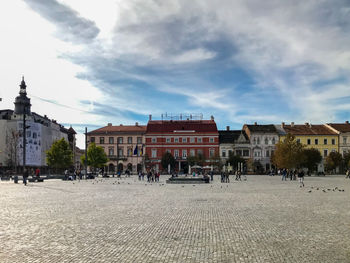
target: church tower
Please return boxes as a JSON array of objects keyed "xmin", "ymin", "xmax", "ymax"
[{"xmin": 14, "ymin": 77, "xmax": 31, "ymax": 115}]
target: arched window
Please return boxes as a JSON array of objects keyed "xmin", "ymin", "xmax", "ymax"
[
  {"xmin": 257, "ymin": 137, "xmax": 260, "ymax": 144},
  {"xmin": 272, "ymin": 137, "xmax": 276, "ymax": 144}
]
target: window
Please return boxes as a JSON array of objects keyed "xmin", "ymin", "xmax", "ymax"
[
  {"xmin": 324, "ymin": 149, "xmax": 328, "ymax": 157},
  {"xmin": 90, "ymin": 137, "xmax": 95, "ymax": 143},
  {"xmin": 243, "ymin": 150, "xmax": 249, "ymax": 157},
  {"xmin": 137, "ymin": 137, "xmax": 142, "ymax": 144},
  {"xmin": 174, "ymin": 150, "xmax": 179, "ymax": 157},
  {"xmin": 128, "ymin": 137, "xmax": 132, "ymax": 144},
  {"xmin": 109, "ymin": 137, "xmax": 114, "ymax": 144},
  {"xmin": 151, "ymin": 137, "xmax": 156, "ymax": 143},
  {"xmin": 182, "ymin": 137, "xmax": 187, "ymax": 143},
  {"xmin": 118, "ymin": 137, "xmax": 123, "ymax": 144},
  {"xmin": 190, "ymin": 149, "xmax": 195, "ymax": 156},
  {"xmin": 151, "ymin": 149, "xmax": 157, "ymax": 158},
  {"xmin": 272, "ymin": 138, "xmax": 276, "ymax": 144},
  {"xmin": 118, "ymin": 148, "xmax": 123, "ymax": 157},
  {"xmin": 197, "ymin": 149, "xmax": 203, "ymax": 155},
  {"xmin": 197, "ymin": 137, "xmax": 202, "ymax": 143},
  {"xmin": 108, "ymin": 147, "xmax": 114, "ymax": 156},
  {"xmin": 265, "ymin": 138, "xmax": 268, "ymax": 145},
  {"xmin": 222, "ymin": 150, "xmax": 226, "ymax": 157},
  {"xmin": 315, "ymin": 139, "xmax": 318, "ymax": 145},
  {"xmin": 100, "ymin": 137, "xmax": 105, "ymax": 144},
  {"xmin": 343, "ymin": 137, "xmax": 347, "ymax": 144},
  {"xmin": 228, "ymin": 150, "xmax": 233, "ymax": 156},
  {"xmin": 332, "ymin": 139, "xmax": 335, "ymax": 145},
  {"xmin": 182, "ymin": 150, "xmax": 187, "ymax": 157},
  {"xmin": 209, "ymin": 149, "xmax": 215, "ymax": 158},
  {"xmin": 190, "ymin": 137, "xmax": 195, "ymax": 143},
  {"xmin": 297, "ymin": 139, "xmax": 300, "ymax": 143},
  {"xmin": 166, "ymin": 149, "xmax": 171, "ymax": 154},
  {"xmin": 266, "ymin": 150, "xmax": 270, "ymax": 157},
  {"xmin": 209, "ymin": 137, "xmax": 214, "ymax": 143},
  {"xmin": 174, "ymin": 138, "xmax": 179, "ymax": 143},
  {"xmin": 307, "ymin": 139, "xmax": 311, "ymax": 145},
  {"xmin": 166, "ymin": 137, "xmax": 171, "ymax": 143},
  {"xmin": 257, "ymin": 137, "xmax": 260, "ymax": 144},
  {"xmin": 236, "ymin": 150, "xmax": 242, "ymax": 156},
  {"xmin": 324, "ymin": 139, "xmax": 327, "ymax": 145},
  {"xmin": 253, "ymin": 138, "xmax": 256, "ymax": 144}
]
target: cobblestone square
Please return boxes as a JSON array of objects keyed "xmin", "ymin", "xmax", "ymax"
[{"xmin": 0, "ymin": 175, "xmax": 349, "ymax": 263}]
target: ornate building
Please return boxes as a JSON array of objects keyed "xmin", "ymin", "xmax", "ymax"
[
  {"xmin": 0, "ymin": 78, "xmax": 76, "ymax": 172},
  {"xmin": 87, "ymin": 123, "xmax": 146, "ymax": 173}
]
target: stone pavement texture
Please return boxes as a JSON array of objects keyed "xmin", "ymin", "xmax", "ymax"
[{"xmin": 0, "ymin": 175, "xmax": 349, "ymax": 263}]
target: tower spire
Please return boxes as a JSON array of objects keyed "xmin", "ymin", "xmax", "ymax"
[{"xmin": 20, "ymin": 76, "xmax": 27, "ymax": 94}]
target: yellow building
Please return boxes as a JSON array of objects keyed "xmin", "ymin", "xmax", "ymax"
[{"xmin": 279, "ymin": 123, "xmax": 338, "ymax": 171}]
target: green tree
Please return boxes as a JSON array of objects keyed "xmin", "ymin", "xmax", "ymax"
[
  {"xmin": 209, "ymin": 153, "xmax": 223, "ymax": 171},
  {"xmin": 325, "ymin": 151, "xmax": 342, "ymax": 173},
  {"xmin": 227, "ymin": 151, "xmax": 244, "ymax": 170},
  {"xmin": 46, "ymin": 138, "xmax": 73, "ymax": 171},
  {"xmin": 161, "ymin": 152, "xmax": 175, "ymax": 172},
  {"xmin": 301, "ymin": 148, "xmax": 322, "ymax": 173},
  {"xmin": 186, "ymin": 154, "xmax": 206, "ymax": 167},
  {"xmin": 342, "ymin": 152, "xmax": 350, "ymax": 170},
  {"xmin": 271, "ymin": 133, "xmax": 304, "ymax": 169},
  {"xmin": 81, "ymin": 143, "xmax": 108, "ymax": 171}
]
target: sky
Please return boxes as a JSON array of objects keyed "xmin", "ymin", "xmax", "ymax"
[{"xmin": 1, "ymin": 0, "xmax": 350, "ymax": 149}]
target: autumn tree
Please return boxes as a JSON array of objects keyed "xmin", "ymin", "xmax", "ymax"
[
  {"xmin": 271, "ymin": 133, "xmax": 304, "ymax": 169},
  {"xmin": 325, "ymin": 151, "xmax": 342, "ymax": 173},
  {"xmin": 46, "ymin": 138, "xmax": 73, "ymax": 171},
  {"xmin": 80, "ymin": 143, "xmax": 108, "ymax": 171}
]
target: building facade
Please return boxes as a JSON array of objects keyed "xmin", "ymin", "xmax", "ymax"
[
  {"xmin": 145, "ymin": 116, "xmax": 219, "ymax": 172},
  {"xmin": 219, "ymin": 127, "xmax": 250, "ymax": 163},
  {"xmin": 280, "ymin": 123, "xmax": 338, "ymax": 172},
  {"xmin": 325, "ymin": 122, "xmax": 350, "ymax": 156},
  {"xmin": 243, "ymin": 123, "xmax": 279, "ymax": 172},
  {"xmin": 0, "ymin": 78, "xmax": 75, "ymax": 172},
  {"xmin": 87, "ymin": 123, "xmax": 146, "ymax": 173}
]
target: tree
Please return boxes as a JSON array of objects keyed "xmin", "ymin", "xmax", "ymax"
[
  {"xmin": 301, "ymin": 148, "xmax": 322, "ymax": 173},
  {"xmin": 80, "ymin": 143, "xmax": 108, "ymax": 171},
  {"xmin": 161, "ymin": 152, "xmax": 175, "ymax": 172},
  {"xmin": 342, "ymin": 152, "xmax": 350, "ymax": 170},
  {"xmin": 227, "ymin": 151, "xmax": 244, "ymax": 170},
  {"xmin": 5, "ymin": 128, "xmax": 20, "ymax": 172},
  {"xmin": 187, "ymin": 154, "xmax": 206, "ymax": 167},
  {"xmin": 271, "ymin": 133, "xmax": 304, "ymax": 169},
  {"xmin": 325, "ymin": 151, "xmax": 342, "ymax": 173},
  {"xmin": 46, "ymin": 138, "xmax": 73, "ymax": 171},
  {"xmin": 208, "ymin": 153, "xmax": 223, "ymax": 171}
]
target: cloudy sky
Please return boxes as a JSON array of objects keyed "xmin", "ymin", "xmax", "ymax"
[{"xmin": 1, "ymin": 0, "xmax": 350, "ymax": 148}]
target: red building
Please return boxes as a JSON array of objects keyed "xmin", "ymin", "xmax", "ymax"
[{"xmin": 145, "ymin": 117, "xmax": 219, "ymax": 172}]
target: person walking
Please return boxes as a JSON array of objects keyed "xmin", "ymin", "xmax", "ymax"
[
  {"xmin": 282, "ymin": 168, "xmax": 287, "ymax": 181},
  {"xmin": 298, "ymin": 169, "xmax": 305, "ymax": 187},
  {"xmin": 23, "ymin": 168, "xmax": 28, "ymax": 186}
]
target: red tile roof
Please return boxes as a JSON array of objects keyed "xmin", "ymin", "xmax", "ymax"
[
  {"xmin": 283, "ymin": 124, "xmax": 337, "ymax": 135},
  {"xmin": 327, "ymin": 123, "xmax": 350, "ymax": 133},
  {"xmin": 88, "ymin": 125, "xmax": 146, "ymax": 134},
  {"xmin": 147, "ymin": 120, "xmax": 218, "ymax": 133}
]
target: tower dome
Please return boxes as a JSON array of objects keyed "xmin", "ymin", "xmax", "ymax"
[{"xmin": 14, "ymin": 76, "xmax": 31, "ymax": 115}]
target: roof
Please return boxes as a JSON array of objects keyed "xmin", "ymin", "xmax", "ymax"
[
  {"xmin": 327, "ymin": 123, "xmax": 350, "ymax": 133},
  {"xmin": 146, "ymin": 120, "xmax": 218, "ymax": 133},
  {"xmin": 219, "ymin": 130, "xmax": 248, "ymax": 143},
  {"xmin": 283, "ymin": 124, "xmax": 337, "ymax": 135},
  {"xmin": 244, "ymin": 124, "xmax": 277, "ymax": 133},
  {"xmin": 89, "ymin": 125, "xmax": 147, "ymax": 135}
]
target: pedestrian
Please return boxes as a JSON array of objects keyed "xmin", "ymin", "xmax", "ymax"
[
  {"xmin": 210, "ymin": 171, "xmax": 214, "ymax": 181},
  {"xmin": 282, "ymin": 168, "xmax": 287, "ymax": 181},
  {"xmin": 298, "ymin": 169, "xmax": 305, "ymax": 187},
  {"xmin": 346, "ymin": 170, "xmax": 350, "ymax": 179},
  {"xmin": 35, "ymin": 168, "xmax": 40, "ymax": 179},
  {"xmin": 23, "ymin": 168, "xmax": 28, "ymax": 186}
]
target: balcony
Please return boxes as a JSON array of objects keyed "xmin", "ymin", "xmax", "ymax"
[{"xmin": 108, "ymin": 155, "xmax": 127, "ymax": 161}]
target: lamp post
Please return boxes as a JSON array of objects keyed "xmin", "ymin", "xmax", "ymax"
[
  {"xmin": 85, "ymin": 127, "xmax": 88, "ymax": 179},
  {"xmin": 22, "ymin": 106, "xmax": 27, "ymax": 177}
]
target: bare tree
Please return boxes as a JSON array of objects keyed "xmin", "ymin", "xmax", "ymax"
[{"xmin": 5, "ymin": 128, "xmax": 20, "ymax": 173}]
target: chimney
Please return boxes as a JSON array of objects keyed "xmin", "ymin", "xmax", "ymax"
[
  {"xmin": 226, "ymin": 126, "xmax": 230, "ymax": 131},
  {"xmin": 211, "ymin": 115, "xmax": 214, "ymax": 121},
  {"xmin": 135, "ymin": 122, "xmax": 138, "ymax": 126},
  {"xmin": 108, "ymin": 123, "xmax": 112, "ymax": 126},
  {"xmin": 291, "ymin": 122, "xmax": 294, "ymax": 127},
  {"xmin": 346, "ymin": 121, "xmax": 349, "ymax": 124},
  {"xmin": 149, "ymin": 114, "xmax": 152, "ymax": 121},
  {"xmin": 305, "ymin": 122, "xmax": 309, "ymax": 126},
  {"xmin": 119, "ymin": 124, "xmax": 123, "ymax": 126},
  {"xmin": 281, "ymin": 122, "xmax": 285, "ymax": 128},
  {"xmin": 254, "ymin": 122, "xmax": 257, "ymax": 125}
]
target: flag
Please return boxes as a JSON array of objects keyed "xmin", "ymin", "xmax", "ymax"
[{"xmin": 133, "ymin": 145, "xmax": 138, "ymax": 155}]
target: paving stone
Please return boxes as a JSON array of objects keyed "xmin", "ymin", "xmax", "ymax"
[{"xmin": 0, "ymin": 175, "xmax": 349, "ymax": 262}]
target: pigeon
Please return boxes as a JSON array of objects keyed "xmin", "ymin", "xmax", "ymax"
[
  {"xmin": 308, "ymin": 190, "xmax": 312, "ymax": 193},
  {"xmin": 335, "ymin": 187, "xmax": 338, "ymax": 190},
  {"xmin": 182, "ymin": 186, "xmax": 184, "ymax": 188},
  {"xmin": 322, "ymin": 189, "xmax": 326, "ymax": 193}
]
